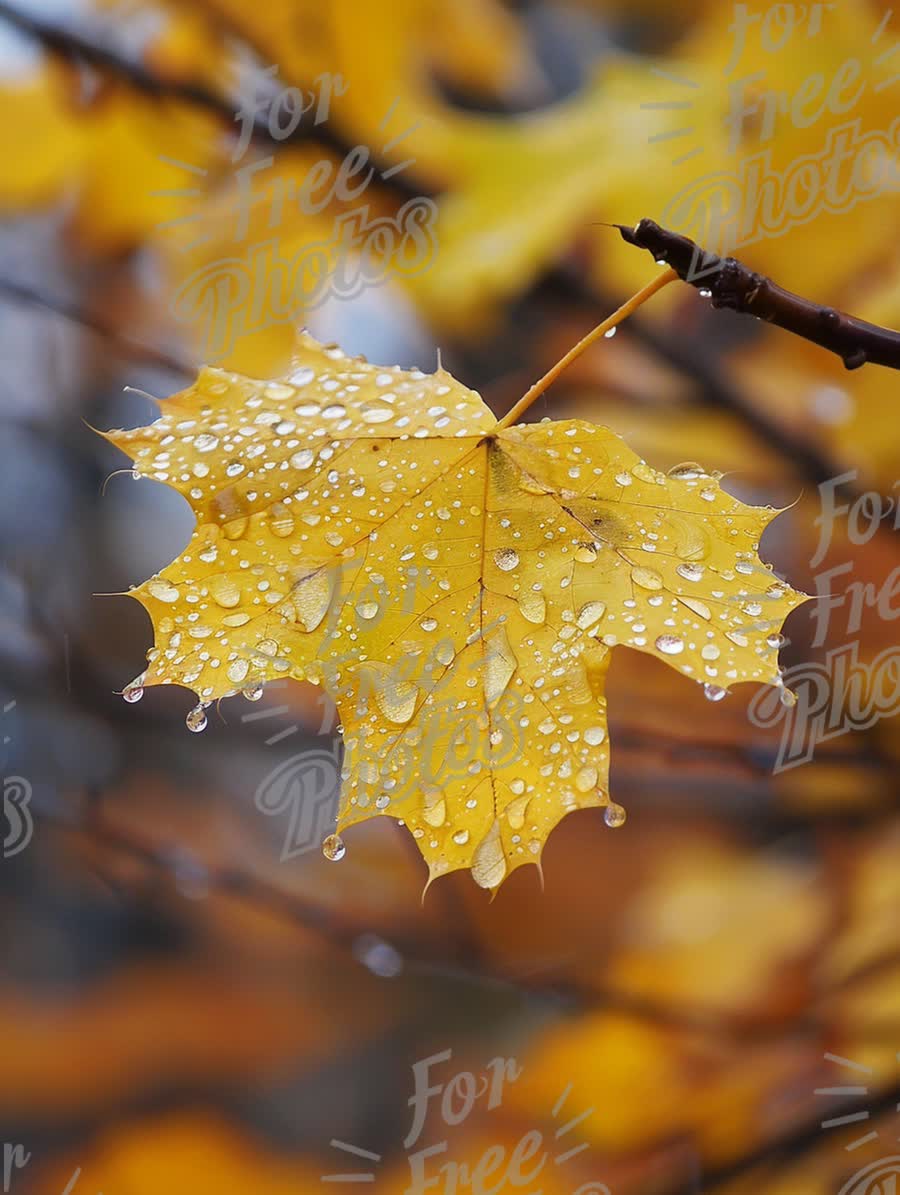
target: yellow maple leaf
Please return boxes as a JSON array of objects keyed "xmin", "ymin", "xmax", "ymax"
[{"xmin": 104, "ymin": 319, "xmax": 807, "ymax": 891}]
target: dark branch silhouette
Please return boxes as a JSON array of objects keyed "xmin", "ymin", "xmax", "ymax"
[
  {"xmin": 0, "ymin": 0, "xmax": 425, "ymax": 200},
  {"xmin": 615, "ymin": 218, "xmax": 900, "ymax": 373}
]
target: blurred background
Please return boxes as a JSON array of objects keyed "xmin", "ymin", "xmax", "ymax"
[{"xmin": 1, "ymin": 0, "xmax": 899, "ymax": 1191}]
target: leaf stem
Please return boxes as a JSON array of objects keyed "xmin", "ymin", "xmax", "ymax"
[{"xmin": 496, "ymin": 267, "xmax": 678, "ymax": 430}]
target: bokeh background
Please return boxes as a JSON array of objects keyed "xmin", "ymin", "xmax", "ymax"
[{"xmin": 1, "ymin": 1, "xmax": 899, "ymax": 1192}]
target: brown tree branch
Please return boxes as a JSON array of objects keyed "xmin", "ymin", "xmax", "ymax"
[{"xmin": 616, "ymin": 218, "xmax": 900, "ymax": 372}]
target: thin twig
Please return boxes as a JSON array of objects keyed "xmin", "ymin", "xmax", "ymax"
[
  {"xmin": 0, "ymin": 1, "xmax": 425, "ymax": 199},
  {"xmin": 615, "ymin": 218, "xmax": 900, "ymax": 372},
  {"xmin": 496, "ymin": 268, "xmax": 678, "ymax": 428},
  {"xmin": 0, "ymin": 275, "xmax": 192, "ymax": 375},
  {"xmin": 540, "ymin": 264, "xmax": 898, "ymax": 521}
]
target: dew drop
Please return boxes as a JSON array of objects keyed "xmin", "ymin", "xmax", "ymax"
[
  {"xmin": 655, "ymin": 633, "xmax": 684, "ymax": 655},
  {"xmin": 766, "ymin": 632, "xmax": 785, "ymax": 649},
  {"xmin": 632, "ymin": 462, "xmax": 662, "ymax": 484},
  {"xmin": 290, "ymin": 448, "xmax": 315, "ymax": 470},
  {"xmin": 356, "ymin": 600, "xmax": 380, "ymax": 620},
  {"xmin": 484, "ymin": 628, "xmax": 517, "ymax": 706},
  {"xmin": 676, "ymin": 563, "xmax": 704, "ymax": 583},
  {"xmin": 374, "ymin": 677, "xmax": 418, "ymax": 725},
  {"xmin": 575, "ymin": 766, "xmax": 598, "ymax": 793},
  {"xmin": 361, "ymin": 406, "xmax": 394, "ymax": 424},
  {"xmin": 186, "ymin": 704, "xmax": 208, "ymax": 733},
  {"xmin": 122, "ymin": 677, "xmax": 144, "ymax": 703},
  {"xmin": 148, "ymin": 579, "xmax": 180, "ymax": 603},
  {"xmin": 292, "ymin": 570, "xmax": 333, "ymax": 632},
  {"xmin": 209, "ymin": 576, "xmax": 241, "ymax": 608},
  {"xmin": 435, "ymin": 642, "xmax": 455, "ymax": 667},
  {"xmin": 631, "ymin": 566, "xmax": 663, "ymax": 591},
  {"xmin": 322, "ymin": 833, "xmax": 346, "ymax": 861},
  {"xmin": 423, "ymin": 790, "xmax": 447, "ymax": 827},
  {"xmin": 518, "ymin": 590, "xmax": 546, "ymax": 624},
  {"xmin": 576, "ymin": 601, "xmax": 606, "ymax": 631},
  {"xmin": 243, "ymin": 682, "xmax": 264, "ymax": 702},
  {"xmin": 494, "ymin": 548, "xmax": 519, "ymax": 572},
  {"xmin": 780, "ymin": 687, "xmax": 798, "ymax": 708},
  {"xmin": 703, "ymin": 684, "xmax": 728, "ymax": 702},
  {"xmin": 452, "ymin": 829, "xmax": 470, "ymax": 846},
  {"xmin": 227, "ymin": 658, "xmax": 249, "ymax": 684},
  {"xmin": 667, "ymin": 461, "xmax": 707, "ymax": 480},
  {"xmin": 604, "ymin": 803, "xmax": 627, "ymax": 827},
  {"xmin": 680, "ymin": 596, "xmax": 711, "ymax": 621}
]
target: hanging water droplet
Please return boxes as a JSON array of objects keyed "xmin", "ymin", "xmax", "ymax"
[
  {"xmin": 655, "ymin": 633, "xmax": 684, "ymax": 655},
  {"xmin": 122, "ymin": 678, "xmax": 144, "ymax": 703},
  {"xmin": 766, "ymin": 632, "xmax": 785, "ymax": 649},
  {"xmin": 322, "ymin": 833, "xmax": 346, "ymax": 861},
  {"xmin": 243, "ymin": 682, "xmax": 264, "ymax": 702},
  {"xmin": 604, "ymin": 326, "xmax": 617, "ymax": 339},
  {"xmin": 703, "ymin": 684, "xmax": 728, "ymax": 702},
  {"xmin": 780, "ymin": 687, "xmax": 798, "ymax": 708},
  {"xmin": 604, "ymin": 803, "xmax": 627, "ymax": 827},
  {"xmin": 186, "ymin": 704, "xmax": 208, "ymax": 733}
]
